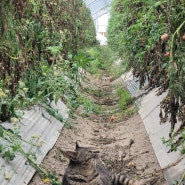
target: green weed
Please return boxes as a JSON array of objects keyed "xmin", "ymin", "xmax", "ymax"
[
  {"xmin": 85, "ymin": 46, "xmax": 117, "ymax": 75},
  {"xmin": 117, "ymin": 87, "xmax": 133, "ymax": 111}
]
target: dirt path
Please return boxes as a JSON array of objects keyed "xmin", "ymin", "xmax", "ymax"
[{"xmin": 29, "ymin": 73, "xmax": 167, "ymax": 185}]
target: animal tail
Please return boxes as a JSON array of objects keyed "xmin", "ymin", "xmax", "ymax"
[{"xmin": 111, "ymin": 173, "xmax": 134, "ymax": 185}]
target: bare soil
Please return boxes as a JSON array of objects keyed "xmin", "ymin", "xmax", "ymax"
[{"xmin": 29, "ymin": 73, "xmax": 167, "ymax": 185}]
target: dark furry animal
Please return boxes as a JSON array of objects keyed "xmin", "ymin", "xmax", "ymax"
[{"xmin": 62, "ymin": 142, "xmax": 134, "ymax": 185}]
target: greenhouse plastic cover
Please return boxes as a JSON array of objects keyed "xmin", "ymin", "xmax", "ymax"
[
  {"xmin": 83, "ymin": 0, "xmax": 112, "ymax": 19},
  {"xmin": 124, "ymin": 71, "xmax": 185, "ymax": 185},
  {"xmin": 0, "ymin": 99, "xmax": 68, "ymax": 185}
]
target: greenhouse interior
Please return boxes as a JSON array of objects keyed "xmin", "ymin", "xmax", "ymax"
[{"xmin": 0, "ymin": 1, "xmax": 185, "ymax": 185}]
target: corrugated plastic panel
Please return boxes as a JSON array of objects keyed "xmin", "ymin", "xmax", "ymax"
[{"xmin": 0, "ymin": 99, "xmax": 68, "ymax": 185}]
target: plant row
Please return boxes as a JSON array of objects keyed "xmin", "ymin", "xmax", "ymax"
[
  {"xmin": 0, "ymin": 0, "xmax": 97, "ymax": 121},
  {"xmin": 0, "ymin": 0, "xmax": 97, "ymax": 183},
  {"xmin": 107, "ymin": 0, "xmax": 185, "ymax": 153}
]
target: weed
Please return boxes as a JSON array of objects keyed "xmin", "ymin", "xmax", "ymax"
[
  {"xmin": 85, "ymin": 46, "xmax": 117, "ymax": 75},
  {"xmin": 121, "ymin": 106, "xmax": 137, "ymax": 119},
  {"xmin": 77, "ymin": 95, "xmax": 95, "ymax": 117},
  {"xmin": 109, "ymin": 60, "xmax": 127, "ymax": 80},
  {"xmin": 83, "ymin": 86, "xmax": 105, "ymax": 98},
  {"xmin": 117, "ymin": 87, "xmax": 133, "ymax": 111},
  {"xmin": 93, "ymin": 104, "xmax": 104, "ymax": 115},
  {"xmin": 63, "ymin": 119, "xmax": 78, "ymax": 129}
]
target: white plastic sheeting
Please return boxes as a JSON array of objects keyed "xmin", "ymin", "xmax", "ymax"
[
  {"xmin": 83, "ymin": 0, "xmax": 112, "ymax": 20},
  {"xmin": 96, "ymin": 33, "xmax": 107, "ymax": 45},
  {"xmin": 123, "ymin": 71, "xmax": 185, "ymax": 185},
  {"xmin": 0, "ymin": 99, "xmax": 68, "ymax": 185}
]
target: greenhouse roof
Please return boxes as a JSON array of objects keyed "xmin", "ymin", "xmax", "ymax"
[{"xmin": 83, "ymin": 0, "xmax": 112, "ymax": 20}]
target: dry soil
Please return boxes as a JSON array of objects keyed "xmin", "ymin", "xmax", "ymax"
[{"xmin": 29, "ymin": 72, "xmax": 167, "ymax": 185}]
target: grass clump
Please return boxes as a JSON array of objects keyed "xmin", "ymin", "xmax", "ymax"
[
  {"xmin": 85, "ymin": 46, "xmax": 116, "ymax": 75},
  {"xmin": 117, "ymin": 87, "xmax": 133, "ymax": 111}
]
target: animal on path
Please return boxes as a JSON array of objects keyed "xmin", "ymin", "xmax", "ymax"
[{"xmin": 62, "ymin": 142, "xmax": 135, "ymax": 185}]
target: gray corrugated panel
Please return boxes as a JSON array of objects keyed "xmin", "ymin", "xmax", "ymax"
[
  {"xmin": 0, "ymin": 99, "xmax": 68, "ymax": 185},
  {"xmin": 130, "ymin": 81, "xmax": 138, "ymax": 91},
  {"xmin": 131, "ymin": 79, "xmax": 140, "ymax": 89},
  {"xmin": 125, "ymin": 81, "xmax": 135, "ymax": 93},
  {"xmin": 164, "ymin": 161, "xmax": 185, "ymax": 185},
  {"xmin": 125, "ymin": 80, "xmax": 146, "ymax": 98}
]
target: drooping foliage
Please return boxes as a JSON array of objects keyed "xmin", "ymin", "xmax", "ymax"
[
  {"xmin": 0, "ymin": 1, "xmax": 97, "ymax": 182},
  {"xmin": 0, "ymin": 0, "xmax": 97, "ymax": 121},
  {"xmin": 107, "ymin": 0, "xmax": 185, "ymax": 153}
]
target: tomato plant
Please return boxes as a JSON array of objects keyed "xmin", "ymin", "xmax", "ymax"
[
  {"xmin": 0, "ymin": 0, "xmax": 97, "ymax": 183},
  {"xmin": 107, "ymin": 0, "xmax": 185, "ymax": 153}
]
